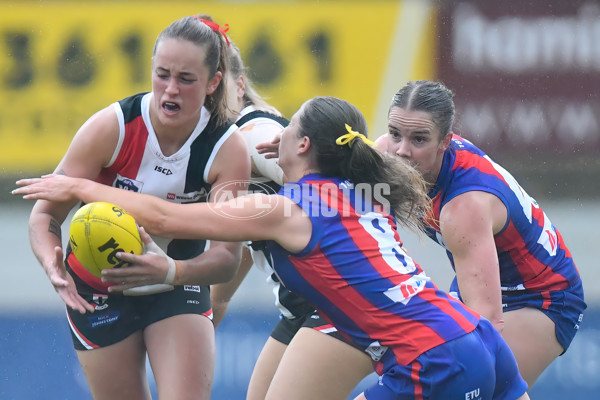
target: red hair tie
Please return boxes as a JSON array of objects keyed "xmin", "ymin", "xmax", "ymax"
[{"xmin": 193, "ymin": 16, "xmax": 230, "ymax": 46}]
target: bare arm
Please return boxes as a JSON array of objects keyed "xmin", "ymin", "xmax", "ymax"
[
  {"xmin": 16, "ymin": 177, "xmax": 310, "ymax": 247},
  {"xmin": 28, "ymin": 106, "xmax": 120, "ymax": 313},
  {"xmin": 15, "ymin": 136, "xmax": 311, "ymax": 288},
  {"xmin": 439, "ymin": 190, "xmax": 508, "ymax": 332}
]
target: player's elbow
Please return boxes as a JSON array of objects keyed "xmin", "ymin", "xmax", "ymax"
[
  {"xmin": 479, "ymin": 307, "xmax": 504, "ymax": 333},
  {"xmin": 489, "ymin": 313, "xmax": 505, "ymax": 333},
  {"xmin": 464, "ymin": 296, "xmax": 505, "ymax": 333}
]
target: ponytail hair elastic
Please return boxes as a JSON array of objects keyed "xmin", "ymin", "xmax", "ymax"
[
  {"xmin": 336, "ymin": 124, "xmax": 376, "ymax": 148},
  {"xmin": 193, "ymin": 16, "xmax": 231, "ymax": 46}
]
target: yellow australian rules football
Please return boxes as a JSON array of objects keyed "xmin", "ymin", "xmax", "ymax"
[{"xmin": 69, "ymin": 202, "xmax": 143, "ymax": 278}]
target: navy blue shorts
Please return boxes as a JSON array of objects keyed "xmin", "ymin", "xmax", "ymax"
[
  {"xmin": 451, "ymin": 277, "xmax": 586, "ymax": 353},
  {"xmin": 502, "ymin": 280, "xmax": 586, "ymax": 353},
  {"xmin": 364, "ymin": 319, "xmax": 527, "ymax": 400},
  {"xmin": 66, "ymin": 258, "xmax": 211, "ymax": 350}
]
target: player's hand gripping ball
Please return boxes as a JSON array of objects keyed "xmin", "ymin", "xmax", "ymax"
[{"xmin": 69, "ymin": 202, "xmax": 143, "ymax": 278}]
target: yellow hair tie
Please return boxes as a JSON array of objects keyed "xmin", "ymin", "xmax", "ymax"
[{"xmin": 336, "ymin": 124, "xmax": 376, "ymax": 148}]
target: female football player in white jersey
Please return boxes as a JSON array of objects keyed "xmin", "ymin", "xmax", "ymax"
[{"xmin": 21, "ymin": 15, "xmax": 249, "ymax": 400}]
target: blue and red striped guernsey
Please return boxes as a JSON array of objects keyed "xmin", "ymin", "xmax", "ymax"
[
  {"xmin": 425, "ymin": 135, "xmax": 582, "ymax": 296},
  {"xmin": 267, "ymin": 174, "xmax": 480, "ymax": 367}
]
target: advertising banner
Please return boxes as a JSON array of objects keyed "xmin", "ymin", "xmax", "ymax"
[
  {"xmin": 436, "ymin": 0, "xmax": 600, "ymax": 155},
  {"xmin": 0, "ymin": 1, "xmax": 436, "ymax": 174}
]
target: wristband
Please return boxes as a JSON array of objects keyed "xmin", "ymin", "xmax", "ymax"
[{"xmin": 164, "ymin": 256, "xmax": 177, "ymax": 285}]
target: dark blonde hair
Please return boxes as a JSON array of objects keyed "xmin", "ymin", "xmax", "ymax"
[
  {"xmin": 227, "ymin": 43, "xmax": 281, "ymax": 116},
  {"xmin": 298, "ymin": 96, "xmax": 430, "ymax": 231},
  {"xmin": 154, "ymin": 15, "xmax": 230, "ymax": 125},
  {"xmin": 391, "ymin": 80, "xmax": 455, "ymax": 140}
]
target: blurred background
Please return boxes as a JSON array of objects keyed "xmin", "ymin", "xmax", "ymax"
[{"xmin": 0, "ymin": 0, "xmax": 598, "ymax": 399}]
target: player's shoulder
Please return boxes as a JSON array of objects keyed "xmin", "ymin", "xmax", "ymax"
[
  {"xmin": 210, "ymin": 128, "xmax": 250, "ymax": 175},
  {"xmin": 73, "ymin": 105, "xmax": 120, "ymax": 144},
  {"xmin": 238, "ymin": 109, "xmax": 288, "ymax": 128}
]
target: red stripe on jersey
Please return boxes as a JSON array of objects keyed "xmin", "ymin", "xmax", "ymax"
[
  {"xmin": 531, "ymin": 203, "xmax": 545, "ymax": 225},
  {"xmin": 96, "ymin": 115, "xmax": 149, "ymax": 186},
  {"xmin": 386, "ymin": 212, "xmax": 404, "ymax": 247},
  {"xmin": 67, "ymin": 312, "xmax": 99, "ymax": 349},
  {"xmin": 532, "ymin": 206, "xmax": 573, "ymax": 262},
  {"xmin": 424, "ymin": 192, "xmax": 442, "ymax": 231},
  {"xmin": 556, "ymin": 230, "xmax": 574, "ymax": 264},
  {"xmin": 374, "ymin": 362, "xmax": 384, "ymax": 376},
  {"xmin": 290, "ymin": 249, "xmax": 446, "ymax": 366},
  {"xmin": 411, "ymin": 360, "xmax": 424, "ymax": 400},
  {"xmin": 453, "ymin": 147, "xmax": 507, "ymax": 186},
  {"xmin": 420, "ymin": 288, "xmax": 480, "ymax": 329},
  {"xmin": 496, "ymin": 222, "xmax": 569, "ymax": 292},
  {"xmin": 495, "ymin": 221, "xmax": 536, "ymax": 279},
  {"xmin": 531, "ymin": 205, "xmax": 556, "ymax": 251},
  {"xmin": 311, "ymin": 181, "xmax": 414, "ymax": 288},
  {"xmin": 68, "ymin": 253, "xmax": 113, "ymax": 293},
  {"xmin": 116, "ymin": 115, "xmax": 147, "ymax": 177}
]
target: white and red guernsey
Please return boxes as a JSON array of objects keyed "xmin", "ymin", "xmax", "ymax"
[{"xmin": 68, "ymin": 92, "xmax": 237, "ymax": 291}]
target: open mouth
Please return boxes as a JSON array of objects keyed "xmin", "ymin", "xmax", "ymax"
[{"xmin": 162, "ymin": 101, "xmax": 181, "ymax": 113}]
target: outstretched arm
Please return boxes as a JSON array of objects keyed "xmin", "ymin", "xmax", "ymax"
[
  {"xmin": 14, "ymin": 176, "xmax": 312, "ymax": 252},
  {"xmin": 15, "ymin": 175, "xmax": 255, "ymax": 239}
]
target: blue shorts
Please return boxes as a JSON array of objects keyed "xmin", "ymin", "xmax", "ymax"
[
  {"xmin": 451, "ymin": 278, "xmax": 586, "ymax": 352},
  {"xmin": 364, "ymin": 319, "xmax": 527, "ymax": 400},
  {"xmin": 503, "ymin": 280, "xmax": 586, "ymax": 353}
]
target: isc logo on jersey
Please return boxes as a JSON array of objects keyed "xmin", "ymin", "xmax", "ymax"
[{"xmin": 154, "ymin": 165, "xmax": 173, "ymax": 175}]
